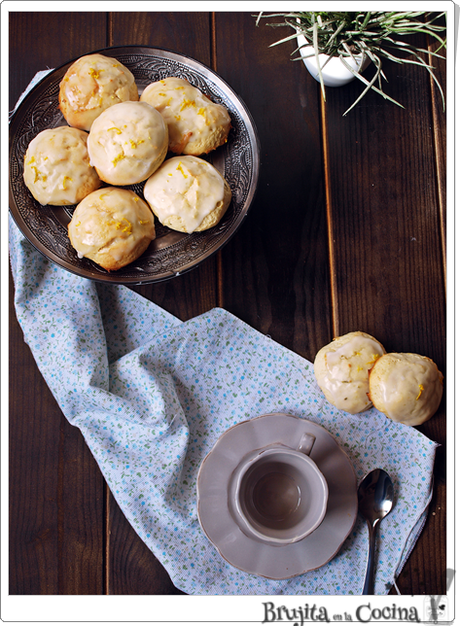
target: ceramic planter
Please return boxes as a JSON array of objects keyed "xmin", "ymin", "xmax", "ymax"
[{"xmin": 297, "ymin": 33, "xmax": 370, "ymax": 87}]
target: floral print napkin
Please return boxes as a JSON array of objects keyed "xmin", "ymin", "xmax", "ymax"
[{"xmin": 9, "ymin": 211, "xmax": 438, "ymax": 595}]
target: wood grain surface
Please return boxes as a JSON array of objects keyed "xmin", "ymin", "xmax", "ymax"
[{"xmin": 8, "ymin": 11, "xmax": 447, "ymax": 596}]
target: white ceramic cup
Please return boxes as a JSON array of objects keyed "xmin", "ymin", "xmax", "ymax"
[{"xmin": 229, "ymin": 433, "xmax": 328, "ymax": 546}]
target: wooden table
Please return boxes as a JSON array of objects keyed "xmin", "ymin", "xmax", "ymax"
[{"xmin": 9, "ymin": 11, "xmax": 447, "ymax": 596}]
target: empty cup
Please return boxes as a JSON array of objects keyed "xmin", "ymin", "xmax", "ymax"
[{"xmin": 229, "ymin": 433, "xmax": 328, "ymax": 546}]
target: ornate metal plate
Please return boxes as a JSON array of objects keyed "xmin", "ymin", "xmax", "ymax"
[{"xmin": 9, "ymin": 46, "xmax": 260, "ymax": 284}]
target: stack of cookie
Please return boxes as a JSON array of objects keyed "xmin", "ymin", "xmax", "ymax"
[
  {"xmin": 313, "ymin": 331, "xmax": 443, "ymax": 426},
  {"xmin": 23, "ymin": 54, "xmax": 232, "ymax": 271}
]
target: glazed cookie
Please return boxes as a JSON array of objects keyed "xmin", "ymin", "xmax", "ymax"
[
  {"xmin": 59, "ymin": 53, "xmax": 139, "ymax": 131},
  {"xmin": 23, "ymin": 126, "xmax": 101, "ymax": 206},
  {"xmin": 314, "ymin": 331, "xmax": 386, "ymax": 414},
  {"xmin": 143, "ymin": 155, "xmax": 232, "ymax": 233},
  {"xmin": 68, "ymin": 187, "xmax": 155, "ymax": 271},
  {"xmin": 87, "ymin": 101, "xmax": 168, "ymax": 185},
  {"xmin": 368, "ymin": 352, "xmax": 443, "ymax": 426},
  {"xmin": 140, "ymin": 77, "xmax": 231, "ymax": 155}
]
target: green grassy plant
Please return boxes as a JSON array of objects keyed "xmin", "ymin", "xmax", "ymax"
[{"xmin": 256, "ymin": 11, "xmax": 446, "ymax": 115}]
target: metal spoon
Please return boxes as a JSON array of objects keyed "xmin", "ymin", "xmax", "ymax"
[{"xmin": 358, "ymin": 468, "xmax": 395, "ymax": 594}]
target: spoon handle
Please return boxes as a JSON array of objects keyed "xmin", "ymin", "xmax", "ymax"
[{"xmin": 363, "ymin": 522, "xmax": 377, "ymax": 594}]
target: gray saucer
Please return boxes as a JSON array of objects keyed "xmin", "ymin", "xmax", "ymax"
[{"xmin": 197, "ymin": 413, "xmax": 358, "ymax": 580}]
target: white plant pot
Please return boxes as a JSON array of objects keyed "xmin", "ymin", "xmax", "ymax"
[{"xmin": 297, "ymin": 34, "xmax": 369, "ymax": 87}]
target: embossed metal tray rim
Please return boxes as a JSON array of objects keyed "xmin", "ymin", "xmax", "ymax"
[{"xmin": 9, "ymin": 45, "xmax": 260, "ymax": 285}]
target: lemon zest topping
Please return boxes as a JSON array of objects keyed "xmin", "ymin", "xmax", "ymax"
[
  {"xmin": 110, "ymin": 218, "xmax": 132, "ymax": 234},
  {"xmin": 27, "ymin": 156, "xmax": 36, "ymax": 165},
  {"xmin": 367, "ymin": 354, "xmax": 380, "ymax": 365},
  {"xmin": 129, "ymin": 139, "xmax": 145, "ymax": 149},
  {"xmin": 180, "ymin": 98, "xmax": 195, "ymax": 111},
  {"xmin": 357, "ymin": 365, "xmax": 363, "ymax": 372},
  {"xmin": 139, "ymin": 219, "xmax": 150, "ymax": 225},
  {"xmin": 112, "ymin": 153, "xmax": 125, "ymax": 166},
  {"xmin": 31, "ymin": 166, "xmax": 46, "ymax": 183},
  {"xmin": 88, "ymin": 67, "xmax": 103, "ymax": 79},
  {"xmin": 176, "ymin": 162, "xmax": 188, "ymax": 178},
  {"xmin": 121, "ymin": 219, "xmax": 132, "ymax": 234},
  {"xmin": 416, "ymin": 384, "xmax": 424, "ymax": 400},
  {"xmin": 108, "ymin": 127, "xmax": 122, "ymax": 134},
  {"xmin": 62, "ymin": 176, "xmax": 72, "ymax": 189}
]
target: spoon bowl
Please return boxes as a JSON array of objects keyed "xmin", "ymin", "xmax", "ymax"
[{"xmin": 358, "ymin": 468, "xmax": 395, "ymax": 594}]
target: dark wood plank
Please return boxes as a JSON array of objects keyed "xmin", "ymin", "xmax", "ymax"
[
  {"xmin": 322, "ymin": 35, "xmax": 447, "ymax": 595},
  {"xmin": 110, "ymin": 9, "xmax": 219, "ymax": 318},
  {"xmin": 9, "ymin": 12, "xmax": 109, "ymax": 595},
  {"xmin": 109, "ymin": 11, "xmax": 212, "ymax": 62},
  {"xmin": 8, "ymin": 12, "xmax": 109, "ymax": 111},
  {"xmin": 110, "ymin": 10, "xmax": 219, "ymax": 320},
  {"xmin": 428, "ymin": 25, "xmax": 447, "ymax": 277},
  {"xmin": 214, "ymin": 12, "xmax": 332, "ymax": 362},
  {"xmin": 107, "ymin": 502, "xmax": 185, "ymax": 595},
  {"xmin": 324, "ymin": 62, "xmax": 446, "ymax": 365},
  {"xmin": 107, "ymin": 11, "xmax": 217, "ymax": 594},
  {"xmin": 9, "ymin": 271, "xmax": 106, "ymax": 594}
]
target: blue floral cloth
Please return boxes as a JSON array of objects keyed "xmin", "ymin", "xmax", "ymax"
[
  {"xmin": 9, "ymin": 216, "xmax": 439, "ymax": 595},
  {"xmin": 8, "ymin": 72, "xmax": 439, "ymax": 595}
]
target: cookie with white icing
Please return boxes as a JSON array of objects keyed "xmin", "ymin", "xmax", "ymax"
[
  {"xmin": 140, "ymin": 77, "xmax": 231, "ymax": 155},
  {"xmin": 59, "ymin": 53, "xmax": 139, "ymax": 131},
  {"xmin": 368, "ymin": 352, "xmax": 443, "ymax": 426},
  {"xmin": 314, "ymin": 331, "xmax": 386, "ymax": 414},
  {"xmin": 68, "ymin": 187, "xmax": 155, "ymax": 271},
  {"xmin": 143, "ymin": 155, "xmax": 231, "ymax": 233},
  {"xmin": 87, "ymin": 101, "xmax": 168, "ymax": 185},
  {"xmin": 23, "ymin": 126, "xmax": 101, "ymax": 206}
]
